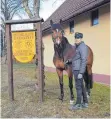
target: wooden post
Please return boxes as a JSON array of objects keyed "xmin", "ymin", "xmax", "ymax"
[
  {"xmin": 6, "ymin": 24, "xmax": 14, "ymax": 101},
  {"xmin": 36, "ymin": 22, "xmax": 44, "ymax": 102}
]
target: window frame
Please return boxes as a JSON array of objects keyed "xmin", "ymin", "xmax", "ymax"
[
  {"xmin": 69, "ymin": 20, "xmax": 74, "ymax": 33},
  {"xmin": 91, "ymin": 9, "xmax": 99, "ymax": 26}
]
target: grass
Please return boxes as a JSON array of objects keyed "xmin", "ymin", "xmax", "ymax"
[{"xmin": 1, "ymin": 63, "xmax": 110, "ymax": 118}]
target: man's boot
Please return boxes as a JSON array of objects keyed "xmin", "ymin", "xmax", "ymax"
[
  {"xmin": 82, "ymin": 103, "xmax": 88, "ymax": 108},
  {"xmin": 69, "ymin": 103, "xmax": 82, "ymax": 110}
]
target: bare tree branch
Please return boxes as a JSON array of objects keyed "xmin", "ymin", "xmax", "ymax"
[
  {"xmin": 21, "ymin": 0, "xmax": 40, "ymax": 19},
  {"xmin": 22, "ymin": 0, "xmax": 33, "ymax": 18},
  {"xmin": 33, "ymin": 0, "xmax": 40, "ymax": 18},
  {"xmin": 0, "ymin": 0, "xmax": 24, "ymax": 58}
]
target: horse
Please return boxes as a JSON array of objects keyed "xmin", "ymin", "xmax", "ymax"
[{"xmin": 50, "ymin": 20, "xmax": 93, "ymax": 104}]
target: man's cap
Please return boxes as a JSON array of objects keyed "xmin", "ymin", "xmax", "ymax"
[{"xmin": 75, "ymin": 32, "xmax": 83, "ymax": 39}]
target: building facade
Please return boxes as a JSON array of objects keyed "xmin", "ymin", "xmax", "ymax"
[{"xmin": 42, "ymin": 0, "xmax": 110, "ymax": 84}]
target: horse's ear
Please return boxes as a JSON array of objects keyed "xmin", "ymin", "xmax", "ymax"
[
  {"xmin": 50, "ymin": 20, "xmax": 53, "ymax": 25},
  {"xmin": 60, "ymin": 19, "xmax": 62, "ymax": 24}
]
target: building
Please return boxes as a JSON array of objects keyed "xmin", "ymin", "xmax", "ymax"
[{"xmin": 42, "ymin": 0, "xmax": 110, "ymax": 85}]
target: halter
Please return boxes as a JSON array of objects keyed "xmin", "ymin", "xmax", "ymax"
[{"xmin": 52, "ymin": 28, "xmax": 64, "ymax": 44}]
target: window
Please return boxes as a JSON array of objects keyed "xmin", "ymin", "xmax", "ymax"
[
  {"xmin": 91, "ymin": 9, "xmax": 99, "ymax": 26},
  {"xmin": 69, "ymin": 21, "xmax": 74, "ymax": 33}
]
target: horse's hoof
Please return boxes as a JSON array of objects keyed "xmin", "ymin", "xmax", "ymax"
[
  {"xmin": 58, "ymin": 96, "xmax": 63, "ymax": 101},
  {"xmin": 44, "ymin": 89, "xmax": 46, "ymax": 92},
  {"xmin": 86, "ymin": 92, "xmax": 90, "ymax": 100},
  {"xmin": 35, "ymin": 83, "xmax": 39, "ymax": 90},
  {"xmin": 87, "ymin": 94, "xmax": 90, "ymax": 100},
  {"xmin": 70, "ymin": 100, "xmax": 74, "ymax": 105},
  {"xmin": 58, "ymin": 97, "xmax": 62, "ymax": 100}
]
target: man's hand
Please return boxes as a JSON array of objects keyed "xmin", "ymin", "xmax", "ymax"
[
  {"xmin": 64, "ymin": 60, "xmax": 69, "ymax": 65},
  {"xmin": 78, "ymin": 73, "xmax": 83, "ymax": 79},
  {"xmin": 64, "ymin": 59, "xmax": 72, "ymax": 65}
]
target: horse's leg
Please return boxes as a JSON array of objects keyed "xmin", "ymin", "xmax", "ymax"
[
  {"xmin": 86, "ymin": 65, "xmax": 93, "ymax": 97},
  {"xmin": 83, "ymin": 68, "xmax": 89, "ymax": 99},
  {"xmin": 66, "ymin": 66, "xmax": 74, "ymax": 104},
  {"xmin": 56, "ymin": 68, "xmax": 64, "ymax": 101}
]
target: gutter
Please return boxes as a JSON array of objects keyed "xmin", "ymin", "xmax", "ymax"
[{"xmin": 64, "ymin": 0, "xmax": 110, "ymax": 23}]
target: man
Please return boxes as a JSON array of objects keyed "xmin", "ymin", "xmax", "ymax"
[{"xmin": 65, "ymin": 32, "xmax": 88, "ymax": 110}]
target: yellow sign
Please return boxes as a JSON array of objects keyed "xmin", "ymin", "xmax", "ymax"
[{"xmin": 12, "ymin": 31, "xmax": 36, "ymax": 63}]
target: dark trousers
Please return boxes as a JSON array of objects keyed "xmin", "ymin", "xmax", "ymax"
[{"xmin": 73, "ymin": 70, "xmax": 88, "ymax": 104}]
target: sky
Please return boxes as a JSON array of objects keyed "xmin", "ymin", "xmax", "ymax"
[
  {"xmin": 40, "ymin": 0, "xmax": 65, "ymax": 20},
  {"xmin": 12, "ymin": 0, "xmax": 65, "ymax": 30}
]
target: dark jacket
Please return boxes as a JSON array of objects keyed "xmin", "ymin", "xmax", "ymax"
[{"xmin": 72, "ymin": 41, "xmax": 88, "ymax": 74}]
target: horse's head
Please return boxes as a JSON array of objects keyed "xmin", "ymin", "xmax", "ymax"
[{"xmin": 50, "ymin": 19, "xmax": 64, "ymax": 45}]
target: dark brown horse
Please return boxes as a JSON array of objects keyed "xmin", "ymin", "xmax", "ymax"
[{"xmin": 50, "ymin": 20, "xmax": 93, "ymax": 103}]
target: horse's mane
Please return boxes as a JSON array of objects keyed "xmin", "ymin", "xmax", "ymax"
[
  {"xmin": 62, "ymin": 36, "xmax": 69, "ymax": 45},
  {"xmin": 62, "ymin": 36, "xmax": 74, "ymax": 50},
  {"xmin": 60, "ymin": 36, "xmax": 70, "ymax": 50}
]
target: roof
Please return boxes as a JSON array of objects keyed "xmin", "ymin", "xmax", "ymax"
[{"xmin": 42, "ymin": 0, "xmax": 110, "ymax": 32}]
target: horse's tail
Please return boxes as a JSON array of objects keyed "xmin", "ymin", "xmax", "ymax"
[
  {"xmin": 84, "ymin": 66, "xmax": 93, "ymax": 96},
  {"xmin": 86, "ymin": 66, "xmax": 93, "ymax": 89},
  {"xmin": 84, "ymin": 46, "xmax": 93, "ymax": 93},
  {"xmin": 88, "ymin": 46, "xmax": 93, "ymax": 89}
]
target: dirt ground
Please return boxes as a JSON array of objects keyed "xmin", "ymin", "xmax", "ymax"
[{"xmin": 1, "ymin": 63, "xmax": 110, "ymax": 118}]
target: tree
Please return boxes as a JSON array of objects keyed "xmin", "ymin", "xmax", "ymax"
[
  {"xmin": 22, "ymin": 0, "xmax": 64, "ymax": 19},
  {"xmin": 22, "ymin": 0, "xmax": 40, "ymax": 18},
  {"xmin": 1, "ymin": 0, "xmax": 24, "ymax": 61},
  {"xmin": 1, "ymin": 0, "xmax": 25, "ymax": 31}
]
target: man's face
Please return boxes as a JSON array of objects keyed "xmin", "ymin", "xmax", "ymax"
[{"xmin": 75, "ymin": 38, "xmax": 82, "ymax": 44}]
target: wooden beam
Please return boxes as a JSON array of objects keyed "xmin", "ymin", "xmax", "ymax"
[
  {"xmin": 5, "ymin": 18, "xmax": 44, "ymax": 24},
  {"xmin": 12, "ymin": 29, "xmax": 36, "ymax": 32}
]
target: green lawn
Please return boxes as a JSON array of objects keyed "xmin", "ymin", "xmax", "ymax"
[{"xmin": 1, "ymin": 63, "xmax": 110, "ymax": 118}]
